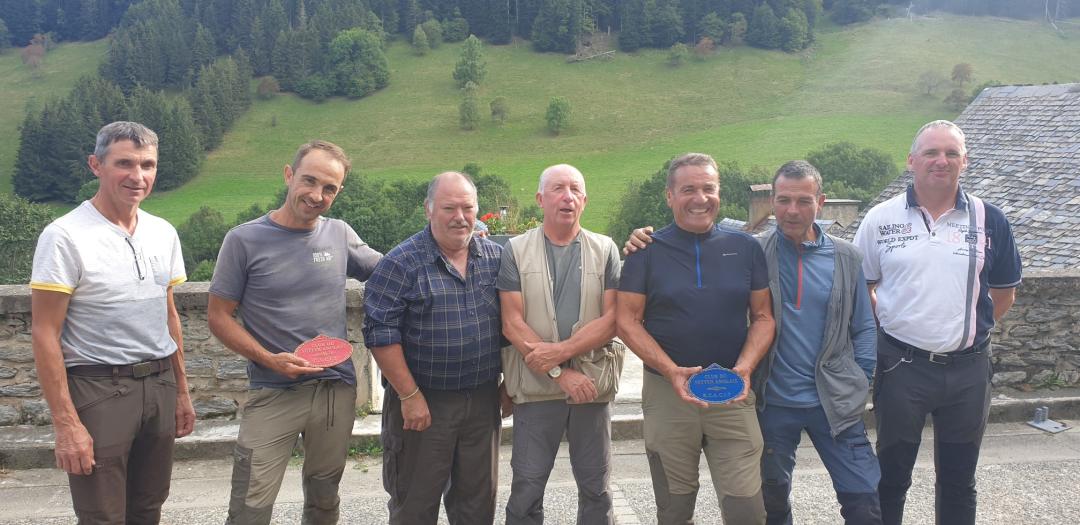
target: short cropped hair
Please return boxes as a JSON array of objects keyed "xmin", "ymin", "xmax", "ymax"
[
  {"xmin": 94, "ymin": 121, "xmax": 159, "ymax": 160},
  {"xmin": 772, "ymin": 160, "xmax": 823, "ymax": 195},
  {"xmin": 292, "ymin": 140, "xmax": 352, "ymax": 178},
  {"xmin": 666, "ymin": 153, "xmax": 718, "ymax": 189},
  {"xmin": 910, "ymin": 120, "xmax": 967, "ymax": 155}
]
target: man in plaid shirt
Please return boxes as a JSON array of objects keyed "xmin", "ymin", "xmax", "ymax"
[{"xmin": 363, "ymin": 171, "xmax": 506, "ymax": 525}]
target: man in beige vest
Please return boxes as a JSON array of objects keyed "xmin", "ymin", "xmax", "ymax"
[{"xmin": 498, "ymin": 164, "xmax": 623, "ymax": 524}]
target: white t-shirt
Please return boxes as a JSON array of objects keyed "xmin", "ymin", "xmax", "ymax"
[{"xmin": 31, "ymin": 201, "xmax": 186, "ymax": 366}]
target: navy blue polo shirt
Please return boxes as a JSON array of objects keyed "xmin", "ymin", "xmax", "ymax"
[{"xmin": 621, "ymin": 223, "xmax": 769, "ymax": 372}]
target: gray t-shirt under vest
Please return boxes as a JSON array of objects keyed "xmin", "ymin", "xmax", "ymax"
[
  {"xmin": 210, "ymin": 214, "xmax": 382, "ymax": 388},
  {"xmin": 497, "ymin": 232, "xmax": 620, "ymax": 341}
]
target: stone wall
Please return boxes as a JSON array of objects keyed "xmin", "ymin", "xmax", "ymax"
[
  {"xmin": 990, "ymin": 269, "xmax": 1080, "ymax": 388},
  {"xmin": 0, "ymin": 281, "xmax": 375, "ymax": 426},
  {"xmin": 2, "ymin": 270, "xmax": 1078, "ymax": 425}
]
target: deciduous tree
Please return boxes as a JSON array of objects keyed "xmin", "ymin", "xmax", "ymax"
[{"xmin": 545, "ymin": 96, "xmax": 572, "ymax": 135}]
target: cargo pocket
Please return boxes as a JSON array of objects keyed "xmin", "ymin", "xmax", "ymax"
[
  {"xmin": 645, "ymin": 448, "xmax": 670, "ymax": 509},
  {"xmin": 228, "ymin": 445, "xmax": 254, "ymax": 515},
  {"xmin": 381, "ymin": 431, "xmax": 403, "ymax": 501}
]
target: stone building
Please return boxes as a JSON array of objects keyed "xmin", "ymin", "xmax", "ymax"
[{"xmin": 842, "ymin": 83, "xmax": 1080, "ymax": 389}]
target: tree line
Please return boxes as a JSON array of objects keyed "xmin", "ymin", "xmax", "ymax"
[
  {"xmin": 13, "ymin": 55, "xmax": 249, "ymax": 203},
  {"xmin": 176, "ymin": 163, "xmax": 539, "ymax": 281}
]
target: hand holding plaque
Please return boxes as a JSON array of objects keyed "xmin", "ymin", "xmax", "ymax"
[
  {"xmin": 687, "ymin": 364, "xmax": 746, "ymax": 404},
  {"xmin": 294, "ymin": 335, "xmax": 353, "ymax": 367}
]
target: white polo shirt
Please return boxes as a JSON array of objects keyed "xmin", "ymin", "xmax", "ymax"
[
  {"xmin": 853, "ymin": 185, "xmax": 1022, "ymax": 353},
  {"xmin": 31, "ymin": 201, "xmax": 187, "ymax": 367}
]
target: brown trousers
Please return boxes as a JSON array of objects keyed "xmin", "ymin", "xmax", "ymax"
[
  {"xmin": 66, "ymin": 367, "xmax": 177, "ymax": 525},
  {"xmin": 381, "ymin": 381, "xmax": 501, "ymax": 525}
]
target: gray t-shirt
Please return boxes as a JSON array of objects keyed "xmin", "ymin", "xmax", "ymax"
[
  {"xmin": 497, "ymin": 232, "xmax": 621, "ymax": 341},
  {"xmin": 209, "ymin": 214, "xmax": 382, "ymax": 388}
]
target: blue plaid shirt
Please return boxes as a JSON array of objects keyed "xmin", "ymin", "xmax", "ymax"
[{"xmin": 363, "ymin": 226, "xmax": 503, "ymax": 390}]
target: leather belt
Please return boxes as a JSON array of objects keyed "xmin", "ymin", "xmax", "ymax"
[
  {"xmin": 881, "ymin": 331, "xmax": 989, "ymax": 365},
  {"xmin": 68, "ymin": 356, "xmax": 172, "ymax": 378}
]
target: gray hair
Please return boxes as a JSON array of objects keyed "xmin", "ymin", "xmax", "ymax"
[
  {"xmin": 94, "ymin": 121, "xmax": 158, "ymax": 159},
  {"xmin": 666, "ymin": 153, "xmax": 718, "ymax": 189},
  {"xmin": 537, "ymin": 164, "xmax": 586, "ymax": 195},
  {"xmin": 910, "ymin": 120, "xmax": 967, "ymax": 155},
  {"xmin": 772, "ymin": 160, "xmax": 823, "ymax": 195},
  {"xmin": 425, "ymin": 171, "xmax": 478, "ymax": 213}
]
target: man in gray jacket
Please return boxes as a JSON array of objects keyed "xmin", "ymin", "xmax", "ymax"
[{"xmin": 752, "ymin": 160, "xmax": 880, "ymax": 524}]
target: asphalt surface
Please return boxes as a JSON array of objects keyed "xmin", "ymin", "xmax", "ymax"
[{"xmin": 1, "ymin": 421, "xmax": 1077, "ymax": 524}]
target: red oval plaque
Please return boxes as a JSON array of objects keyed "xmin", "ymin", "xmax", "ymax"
[{"xmin": 294, "ymin": 335, "xmax": 352, "ymax": 367}]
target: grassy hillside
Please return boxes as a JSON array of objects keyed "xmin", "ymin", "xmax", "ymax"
[
  {"xmin": 141, "ymin": 14, "xmax": 1079, "ymax": 232},
  {"xmin": 2, "ymin": 15, "xmax": 1078, "ymax": 233},
  {"xmin": 0, "ymin": 40, "xmax": 109, "ymax": 194}
]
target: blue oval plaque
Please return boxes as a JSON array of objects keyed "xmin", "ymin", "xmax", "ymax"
[{"xmin": 688, "ymin": 364, "xmax": 745, "ymax": 404}]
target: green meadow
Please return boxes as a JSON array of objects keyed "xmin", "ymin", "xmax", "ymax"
[
  {"xmin": 0, "ymin": 40, "xmax": 110, "ymax": 195},
  {"xmin": 4, "ymin": 15, "xmax": 1080, "ymax": 231}
]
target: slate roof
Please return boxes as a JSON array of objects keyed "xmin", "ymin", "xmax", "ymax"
[{"xmin": 842, "ymin": 83, "xmax": 1080, "ymax": 269}]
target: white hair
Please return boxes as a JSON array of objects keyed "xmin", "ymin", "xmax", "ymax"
[{"xmin": 537, "ymin": 164, "xmax": 586, "ymax": 195}]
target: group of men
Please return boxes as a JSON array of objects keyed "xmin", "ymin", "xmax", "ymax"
[{"xmin": 29, "ymin": 118, "xmax": 1021, "ymax": 525}]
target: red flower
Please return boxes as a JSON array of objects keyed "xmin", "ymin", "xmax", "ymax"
[{"xmin": 480, "ymin": 212, "xmax": 496, "ymax": 222}]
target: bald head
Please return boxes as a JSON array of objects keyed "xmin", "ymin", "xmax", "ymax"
[
  {"xmin": 537, "ymin": 163, "xmax": 587, "ymax": 234},
  {"xmin": 538, "ymin": 164, "xmax": 586, "ymax": 195}
]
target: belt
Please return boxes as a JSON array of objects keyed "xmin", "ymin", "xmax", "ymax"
[
  {"xmin": 881, "ymin": 331, "xmax": 989, "ymax": 365},
  {"xmin": 68, "ymin": 356, "xmax": 172, "ymax": 378}
]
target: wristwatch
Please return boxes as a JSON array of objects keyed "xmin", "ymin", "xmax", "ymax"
[{"xmin": 547, "ymin": 365, "xmax": 562, "ymax": 379}]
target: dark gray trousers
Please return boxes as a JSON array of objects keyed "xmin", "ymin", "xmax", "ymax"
[
  {"xmin": 874, "ymin": 332, "xmax": 992, "ymax": 525},
  {"xmin": 505, "ymin": 400, "xmax": 613, "ymax": 525},
  {"xmin": 381, "ymin": 382, "xmax": 500, "ymax": 525}
]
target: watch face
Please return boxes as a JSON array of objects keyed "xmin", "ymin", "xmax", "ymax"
[{"xmin": 548, "ymin": 366, "xmax": 561, "ymax": 378}]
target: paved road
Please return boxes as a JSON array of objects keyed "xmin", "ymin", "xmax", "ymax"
[{"xmin": 1, "ymin": 421, "xmax": 1076, "ymax": 524}]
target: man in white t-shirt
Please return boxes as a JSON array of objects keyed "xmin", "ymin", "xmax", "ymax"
[{"xmin": 30, "ymin": 121, "xmax": 193, "ymax": 523}]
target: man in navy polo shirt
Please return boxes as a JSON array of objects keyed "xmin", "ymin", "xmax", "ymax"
[
  {"xmin": 853, "ymin": 120, "xmax": 1022, "ymax": 525},
  {"xmin": 617, "ymin": 153, "xmax": 775, "ymax": 524}
]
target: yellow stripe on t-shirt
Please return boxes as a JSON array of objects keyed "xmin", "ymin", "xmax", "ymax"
[
  {"xmin": 168, "ymin": 276, "xmax": 187, "ymax": 287},
  {"xmin": 29, "ymin": 282, "xmax": 75, "ymax": 294}
]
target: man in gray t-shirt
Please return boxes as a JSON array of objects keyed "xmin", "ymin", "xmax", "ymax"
[
  {"xmin": 498, "ymin": 164, "xmax": 622, "ymax": 524},
  {"xmin": 208, "ymin": 141, "xmax": 381, "ymax": 524}
]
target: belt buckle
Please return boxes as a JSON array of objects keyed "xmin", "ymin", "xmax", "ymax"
[
  {"xmin": 927, "ymin": 352, "xmax": 949, "ymax": 365},
  {"xmin": 132, "ymin": 361, "xmax": 155, "ymax": 378}
]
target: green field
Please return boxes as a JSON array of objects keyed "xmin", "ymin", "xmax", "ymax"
[
  {"xmin": 0, "ymin": 40, "xmax": 110, "ymax": 195},
  {"xmin": 4, "ymin": 15, "xmax": 1080, "ymax": 232}
]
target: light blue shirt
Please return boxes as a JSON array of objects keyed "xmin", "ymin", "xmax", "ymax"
[{"xmin": 766, "ymin": 225, "xmax": 877, "ymax": 407}]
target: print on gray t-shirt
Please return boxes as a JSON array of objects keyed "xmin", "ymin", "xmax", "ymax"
[{"xmin": 210, "ymin": 214, "xmax": 381, "ymax": 388}]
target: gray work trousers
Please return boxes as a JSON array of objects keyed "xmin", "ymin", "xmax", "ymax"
[
  {"xmin": 382, "ymin": 382, "xmax": 501, "ymax": 525},
  {"xmin": 505, "ymin": 399, "xmax": 613, "ymax": 525},
  {"xmin": 226, "ymin": 379, "xmax": 356, "ymax": 525}
]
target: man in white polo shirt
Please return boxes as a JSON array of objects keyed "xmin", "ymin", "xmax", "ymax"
[
  {"xmin": 30, "ymin": 121, "xmax": 194, "ymax": 523},
  {"xmin": 853, "ymin": 120, "xmax": 1022, "ymax": 525}
]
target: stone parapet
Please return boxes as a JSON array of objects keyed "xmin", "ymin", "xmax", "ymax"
[
  {"xmin": 0, "ymin": 280, "xmax": 373, "ymax": 425},
  {"xmin": 2, "ymin": 270, "xmax": 1078, "ymax": 425}
]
